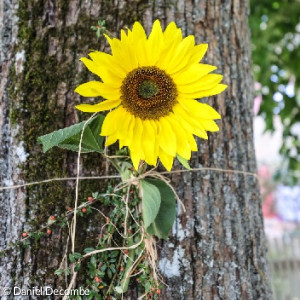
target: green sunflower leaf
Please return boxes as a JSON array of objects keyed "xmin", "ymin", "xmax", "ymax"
[
  {"xmin": 177, "ymin": 154, "xmax": 191, "ymax": 170},
  {"xmin": 37, "ymin": 115, "xmax": 105, "ymax": 153},
  {"xmin": 115, "ymin": 286, "xmax": 124, "ymax": 294},
  {"xmin": 140, "ymin": 180, "xmax": 161, "ymax": 232},
  {"xmin": 145, "ymin": 179, "xmax": 176, "ymax": 240}
]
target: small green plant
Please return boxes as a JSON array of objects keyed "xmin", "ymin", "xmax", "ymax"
[{"xmin": 91, "ymin": 20, "xmax": 108, "ymax": 38}]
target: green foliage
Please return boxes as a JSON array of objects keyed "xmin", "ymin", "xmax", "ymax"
[
  {"xmin": 140, "ymin": 179, "xmax": 176, "ymax": 239},
  {"xmin": 37, "ymin": 115, "xmax": 105, "ymax": 153},
  {"xmin": 146, "ymin": 179, "xmax": 176, "ymax": 240},
  {"xmin": 140, "ymin": 180, "xmax": 161, "ymax": 232},
  {"xmin": 73, "ymin": 185, "xmax": 161, "ymax": 299},
  {"xmin": 54, "ymin": 269, "xmax": 63, "ymax": 276},
  {"xmin": 69, "ymin": 252, "xmax": 83, "ymax": 263},
  {"xmin": 250, "ymin": 0, "xmax": 300, "ymax": 184},
  {"xmin": 91, "ymin": 20, "xmax": 107, "ymax": 38},
  {"xmin": 9, "ymin": 184, "xmax": 162, "ymax": 298},
  {"xmin": 177, "ymin": 154, "xmax": 191, "ymax": 170}
]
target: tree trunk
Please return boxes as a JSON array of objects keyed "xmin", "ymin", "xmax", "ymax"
[{"xmin": 0, "ymin": 0, "xmax": 272, "ymax": 299}]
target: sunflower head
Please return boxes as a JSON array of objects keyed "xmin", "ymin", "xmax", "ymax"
[{"xmin": 75, "ymin": 20, "xmax": 227, "ymax": 171}]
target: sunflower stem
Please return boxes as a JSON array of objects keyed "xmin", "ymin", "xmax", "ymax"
[
  {"xmin": 120, "ymin": 236, "xmax": 135, "ymax": 293},
  {"xmin": 107, "ymin": 157, "xmax": 122, "ymax": 173}
]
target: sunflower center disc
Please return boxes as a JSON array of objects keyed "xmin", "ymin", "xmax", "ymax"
[
  {"xmin": 138, "ymin": 80, "xmax": 159, "ymax": 99},
  {"xmin": 121, "ymin": 66, "xmax": 178, "ymax": 120}
]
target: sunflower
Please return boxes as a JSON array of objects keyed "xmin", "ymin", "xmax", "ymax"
[{"xmin": 75, "ymin": 20, "xmax": 227, "ymax": 171}]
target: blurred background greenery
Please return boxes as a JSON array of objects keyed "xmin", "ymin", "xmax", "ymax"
[
  {"xmin": 250, "ymin": 2, "xmax": 300, "ymax": 299},
  {"xmin": 250, "ymin": 0, "xmax": 300, "ymax": 185}
]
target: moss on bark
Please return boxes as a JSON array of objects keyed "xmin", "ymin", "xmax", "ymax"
[
  {"xmin": 8, "ymin": 0, "xmax": 114, "ymax": 284},
  {"xmin": 6, "ymin": 0, "xmax": 154, "ymax": 288}
]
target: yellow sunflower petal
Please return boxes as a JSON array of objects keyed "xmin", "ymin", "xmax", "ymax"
[
  {"xmin": 142, "ymin": 120, "xmax": 157, "ymax": 166},
  {"xmin": 157, "ymin": 117, "xmax": 177, "ymax": 156},
  {"xmin": 147, "ymin": 20, "xmax": 164, "ymax": 65},
  {"xmin": 119, "ymin": 29, "xmax": 139, "ymax": 71},
  {"xmin": 130, "ymin": 118, "xmax": 144, "ymax": 170},
  {"xmin": 122, "ymin": 115, "xmax": 135, "ymax": 147},
  {"xmin": 105, "ymin": 133, "xmax": 119, "ymax": 147},
  {"xmin": 161, "ymin": 35, "xmax": 195, "ymax": 74},
  {"xmin": 173, "ymin": 64, "xmax": 217, "ymax": 85},
  {"xmin": 169, "ymin": 113, "xmax": 198, "ymax": 152},
  {"xmin": 104, "ymin": 34, "xmax": 121, "ymax": 57},
  {"xmin": 132, "ymin": 22, "xmax": 147, "ymax": 40},
  {"xmin": 178, "ymin": 100, "xmax": 221, "ymax": 119},
  {"xmin": 88, "ymin": 51, "xmax": 127, "ymax": 80},
  {"xmin": 104, "ymin": 34, "xmax": 135, "ymax": 73},
  {"xmin": 75, "ymin": 81, "xmax": 121, "ymax": 99},
  {"xmin": 169, "ymin": 35, "xmax": 195, "ymax": 74},
  {"xmin": 199, "ymin": 120, "xmax": 220, "ymax": 132},
  {"xmin": 131, "ymin": 151, "xmax": 141, "ymax": 171},
  {"xmin": 135, "ymin": 41, "xmax": 149, "ymax": 66},
  {"xmin": 167, "ymin": 115, "xmax": 191, "ymax": 160},
  {"xmin": 163, "ymin": 22, "xmax": 182, "ymax": 41},
  {"xmin": 75, "ymin": 81, "xmax": 103, "ymax": 97},
  {"xmin": 162, "ymin": 22, "xmax": 183, "ymax": 52},
  {"xmin": 101, "ymin": 107, "xmax": 122, "ymax": 136},
  {"xmin": 157, "ymin": 24, "xmax": 182, "ymax": 69},
  {"xmin": 187, "ymin": 133, "xmax": 198, "ymax": 152},
  {"xmin": 189, "ymin": 44, "xmax": 208, "ymax": 64},
  {"xmin": 80, "ymin": 57, "xmax": 102, "ymax": 78},
  {"xmin": 120, "ymin": 29, "xmax": 129, "ymax": 41},
  {"xmin": 181, "ymin": 83, "xmax": 227, "ymax": 99},
  {"xmin": 80, "ymin": 55, "xmax": 124, "ymax": 87},
  {"xmin": 76, "ymin": 99, "xmax": 120, "ymax": 113},
  {"xmin": 150, "ymin": 120, "xmax": 160, "ymax": 159},
  {"xmin": 116, "ymin": 108, "xmax": 133, "ymax": 139},
  {"xmin": 159, "ymin": 149, "xmax": 174, "ymax": 171},
  {"xmin": 178, "ymin": 74, "xmax": 223, "ymax": 93},
  {"xmin": 133, "ymin": 23, "xmax": 149, "ymax": 66},
  {"xmin": 173, "ymin": 105, "xmax": 208, "ymax": 139}
]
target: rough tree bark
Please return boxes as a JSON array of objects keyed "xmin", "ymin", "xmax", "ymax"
[{"xmin": 0, "ymin": 0, "xmax": 272, "ymax": 299}]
